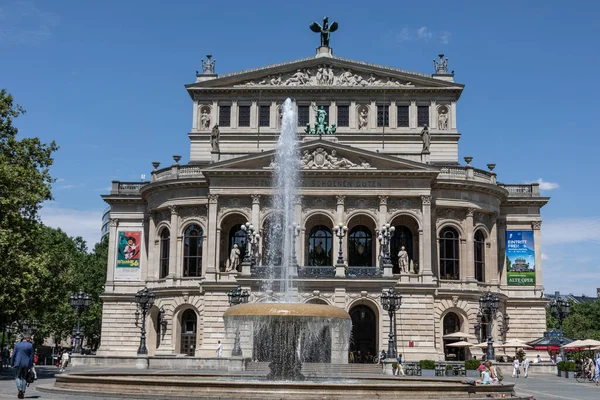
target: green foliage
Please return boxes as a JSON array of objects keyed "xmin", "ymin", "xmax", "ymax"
[
  {"xmin": 392, "ymin": 362, "xmax": 398, "ymax": 369},
  {"xmin": 546, "ymin": 306, "xmax": 558, "ymax": 330},
  {"xmin": 557, "ymin": 361, "xmax": 576, "ymax": 371},
  {"xmin": 465, "ymin": 360, "xmax": 481, "ymax": 370},
  {"xmin": 562, "ymin": 299, "xmax": 600, "ymax": 341},
  {"xmin": 419, "ymin": 360, "xmax": 435, "ymax": 369},
  {"xmin": 445, "ymin": 364, "xmax": 453, "ymax": 370}
]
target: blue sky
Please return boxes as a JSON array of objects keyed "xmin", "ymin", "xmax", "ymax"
[{"xmin": 1, "ymin": 0, "xmax": 599, "ymax": 296}]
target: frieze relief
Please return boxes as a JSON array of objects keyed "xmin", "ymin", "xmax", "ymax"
[
  {"xmin": 152, "ymin": 210, "xmax": 170, "ymax": 224},
  {"xmin": 435, "ymin": 208, "xmax": 466, "ymax": 223},
  {"xmin": 266, "ymin": 148, "xmax": 373, "ymax": 170},
  {"xmin": 474, "ymin": 212, "xmax": 492, "ymax": 229},
  {"xmin": 236, "ymin": 66, "xmax": 415, "ymax": 87},
  {"xmin": 179, "ymin": 206, "xmax": 207, "ymax": 222},
  {"xmin": 218, "ymin": 197, "xmax": 251, "ymax": 216},
  {"xmin": 387, "ymin": 198, "xmax": 422, "ymax": 215},
  {"xmin": 345, "ymin": 197, "xmax": 378, "ymax": 214},
  {"xmin": 302, "ymin": 197, "xmax": 336, "ymax": 214}
]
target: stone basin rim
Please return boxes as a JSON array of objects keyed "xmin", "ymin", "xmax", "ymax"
[{"xmin": 223, "ymin": 303, "xmax": 351, "ymax": 319}]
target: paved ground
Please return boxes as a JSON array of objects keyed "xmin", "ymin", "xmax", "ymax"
[{"xmin": 0, "ymin": 367, "xmax": 598, "ymax": 399}]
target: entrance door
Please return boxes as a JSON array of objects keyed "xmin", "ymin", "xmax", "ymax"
[
  {"xmin": 349, "ymin": 305, "xmax": 377, "ymax": 363},
  {"xmin": 180, "ymin": 309, "xmax": 197, "ymax": 356}
]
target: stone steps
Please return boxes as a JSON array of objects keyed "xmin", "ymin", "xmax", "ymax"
[{"xmin": 246, "ymin": 362, "xmax": 383, "ymax": 375}]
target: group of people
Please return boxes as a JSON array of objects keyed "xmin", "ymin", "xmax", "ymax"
[
  {"xmin": 473, "ymin": 360, "xmax": 503, "ymax": 385},
  {"xmin": 579, "ymin": 355, "xmax": 600, "ymax": 385},
  {"xmin": 510, "ymin": 357, "xmax": 531, "ymax": 378}
]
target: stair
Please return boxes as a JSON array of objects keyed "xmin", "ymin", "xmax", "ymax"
[{"xmin": 245, "ymin": 362, "xmax": 383, "ymax": 376}]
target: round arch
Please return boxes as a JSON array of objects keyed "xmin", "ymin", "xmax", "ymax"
[
  {"xmin": 219, "ymin": 213, "xmax": 248, "ymax": 272},
  {"xmin": 348, "ymin": 301, "xmax": 379, "ymax": 363},
  {"xmin": 390, "ymin": 213, "xmax": 421, "ymax": 274},
  {"xmin": 172, "ymin": 305, "xmax": 200, "ymax": 356},
  {"xmin": 437, "ymin": 307, "xmax": 470, "ymax": 361},
  {"xmin": 346, "ymin": 214, "xmax": 376, "ymax": 267},
  {"xmin": 304, "ymin": 213, "xmax": 334, "ymax": 267},
  {"xmin": 304, "ymin": 298, "xmax": 330, "ymax": 305}
]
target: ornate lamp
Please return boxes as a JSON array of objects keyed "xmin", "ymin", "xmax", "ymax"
[
  {"xmin": 479, "ymin": 291, "xmax": 500, "ymax": 361},
  {"xmin": 134, "ymin": 288, "xmax": 156, "ymax": 355},
  {"xmin": 549, "ymin": 291, "xmax": 570, "ymax": 361},
  {"xmin": 381, "ymin": 287, "xmax": 402, "ymax": 358},
  {"xmin": 378, "ymin": 224, "xmax": 395, "ymax": 266},
  {"xmin": 333, "ymin": 223, "xmax": 348, "ymax": 265},
  {"xmin": 69, "ymin": 289, "xmax": 91, "ymax": 353}
]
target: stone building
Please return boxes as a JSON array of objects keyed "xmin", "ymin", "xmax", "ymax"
[{"xmin": 99, "ymin": 36, "xmax": 549, "ymax": 363}]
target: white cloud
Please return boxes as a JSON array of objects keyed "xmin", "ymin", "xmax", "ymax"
[
  {"xmin": 441, "ymin": 32, "xmax": 451, "ymax": 44},
  {"xmin": 527, "ymin": 178, "xmax": 559, "ymax": 191},
  {"xmin": 542, "ymin": 218, "xmax": 600, "ymax": 245},
  {"xmin": 0, "ymin": 1, "xmax": 59, "ymax": 45},
  {"xmin": 394, "ymin": 26, "xmax": 448, "ymax": 44},
  {"xmin": 38, "ymin": 204, "xmax": 103, "ymax": 250},
  {"xmin": 417, "ymin": 26, "xmax": 432, "ymax": 39},
  {"xmin": 57, "ymin": 184, "xmax": 84, "ymax": 190}
]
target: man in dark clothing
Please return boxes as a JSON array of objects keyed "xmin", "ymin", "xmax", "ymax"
[{"xmin": 10, "ymin": 336, "xmax": 34, "ymax": 399}]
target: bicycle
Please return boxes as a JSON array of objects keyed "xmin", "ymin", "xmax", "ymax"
[{"xmin": 574, "ymin": 368, "xmax": 593, "ymax": 383}]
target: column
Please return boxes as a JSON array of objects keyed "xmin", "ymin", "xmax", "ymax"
[
  {"xmin": 465, "ymin": 208, "xmax": 475, "ymax": 281},
  {"xmin": 450, "ymin": 101, "xmax": 457, "ymax": 130},
  {"xmin": 205, "ymin": 194, "xmax": 219, "ymax": 279},
  {"xmin": 192, "ymin": 101, "xmax": 199, "ymax": 131},
  {"xmin": 488, "ymin": 213, "xmax": 499, "ymax": 286},
  {"xmin": 329, "ymin": 100, "xmax": 336, "ymax": 126},
  {"xmin": 532, "ymin": 221, "xmax": 543, "ymax": 289},
  {"xmin": 334, "ymin": 196, "xmax": 346, "ymax": 268},
  {"xmin": 211, "ymin": 101, "xmax": 218, "ymax": 128},
  {"xmin": 420, "ymin": 195, "xmax": 433, "ymax": 277},
  {"xmin": 409, "ymin": 100, "xmax": 417, "ymax": 129},
  {"xmin": 147, "ymin": 211, "xmax": 157, "ymax": 279},
  {"xmin": 389, "ymin": 100, "xmax": 397, "ymax": 129},
  {"xmin": 106, "ymin": 218, "xmax": 119, "ymax": 283},
  {"xmin": 370, "ymin": 100, "xmax": 377, "ymax": 128},
  {"xmin": 430, "ymin": 100, "xmax": 437, "ymax": 129},
  {"xmin": 309, "ymin": 101, "xmax": 316, "ymax": 125},
  {"xmin": 250, "ymin": 100, "xmax": 258, "ymax": 129},
  {"xmin": 497, "ymin": 217, "xmax": 507, "ymax": 286},
  {"xmin": 167, "ymin": 206, "xmax": 179, "ymax": 279},
  {"xmin": 270, "ymin": 100, "xmax": 277, "ymax": 128},
  {"xmin": 231, "ymin": 100, "xmax": 238, "ymax": 129},
  {"xmin": 251, "ymin": 195, "xmax": 261, "ymax": 226},
  {"xmin": 350, "ymin": 101, "xmax": 357, "ymax": 130}
]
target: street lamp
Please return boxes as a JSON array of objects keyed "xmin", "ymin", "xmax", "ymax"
[
  {"xmin": 479, "ymin": 291, "xmax": 500, "ymax": 362},
  {"xmin": 134, "ymin": 287, "xmax": 155, "ymax": 355},
  {"xmin": 69, "ymin": 289, "xmax": 90, "ymax": 353},
  {"xmin": 333, "ymin": 223, "xmax": 348, "ymax": 265},
  {"xmin": 549, "ymin": 291, "xmax": 570, "ymax": 362},
  {"xmin": 21, "ymin": 320, "xmax": 38, "ymax": 338},
  {"xmin": 378, "ymin": 224, "xmax": 395, "ymax": 266},
  {"xmin": 240, "ymin": 222, "xmax": 255, "ymax": 264},
  {"xmin": 227, "ymin": 286, "xmax": 250, "ymax": 356},
  {"xmin": 500, "ymin": 314, "xmax": 510, "ymax": 342},
  {"xmin": 292, "ymin": 222, "xmax": 300, "ymax": 266},
  {"xmin": 381, "ymin": 287, "xmax": 402, "ymax": 358}
]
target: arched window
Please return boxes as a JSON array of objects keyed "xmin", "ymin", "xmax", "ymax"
[
  {"xmin": 443, "ymin": 312, "xmax": 461, "ymax": 335},
  {"xmin": 183, "ymin": 224, "xmax": 203, "ymax": 277},
  {"xmin": 439, "ymin": 227, "xmax": 460, "ymax": 280},
  {"xmin": 443, "ymin": 312, "xmax": 463, "ymax": 361},
  {"xmin": 348, "ymin": 225, "xmax": 372, "ymax": 266},
  {"xmin": 229, "ymin": 224, "xmax": 247, "ymax": 265},
  {"xmin": 159, "ymin": 228, "xmax": 170, "ymax": 279},
  {"xmin": 474, "ymin": 230, "xmax": 486, "ymax": 282},
  {"xmin": 307, "ymin": 225, "xmax": 332, "ymax": 266},
  {"xmin": 391, "ymin": 225, "xmax": 413, "ymax": 274},
  {"xmin": 180, "ymin": 309, "xmax": 197, "ymax": 356}
]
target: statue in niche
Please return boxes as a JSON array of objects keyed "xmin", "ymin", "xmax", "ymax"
[
  {"xmin": 358, "ymin": 107, "xmax": 368, "ymax": 130},
  {"xmin": 421, "ymin": 124, "xmax": 430, "ymax": 152},
  {"xmin": 199, "ymin": 108, "xmax": 210, "ymax": 130},
  {"xmin": 210, "ymin": 124, "xmax": 220, "ymax": 152},
  {"xmin": 398, "ymin": 246, "xmax": 409, "ymax": 273},
  {"xmin": 226, "ymin": 244, "xmax": 241, "ymax": 272},
  {"xmin": 438, "ymin": 109, "xmax": 449, "ymax": 130}
]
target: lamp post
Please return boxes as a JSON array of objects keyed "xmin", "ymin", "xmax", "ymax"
[
  {"xmin": 292, "ymin": 222, "xmax": 300, "ymax": 266},
  {"xmin": 21, "ymin": 320, "xmax": 38, "ymax": 339},
  {"xmin": 479, "ymin": 291, "xmax": 500, "ymax": 362},
  {"xmin": 378, "ymin": 224, "xmax": 395, "ymax": 266},
  {"xmin": 227, "ymin": 286, "xmax": 250, "ymax": 356},
  {"xmin": 134, "ymin": 287, "xmax": 155, "ymax": 355},
  {"xmin": 474, "ymin": 310, "xmax": 483, "ymax": 341},
  {"xmin": 500, "ymin": 314, "xmax": 510, "ymax": 343},
  {"xmin": 240, "ymin": 222, "xmax": 255, "ymax": 264},
  {"xmin": 549, "ymin": 291, "xmax": 570, "ymax": 362},
  {"xmin": 69, "ymin": 289, "xmax": 90, "ymax": 353},
  {"xmin": 333, "ymin": 223, "xmax": 348, "ymax": 265},
  {"xmin": 380, "ymin": 287, "xmax": 402, "ymax": 358}
]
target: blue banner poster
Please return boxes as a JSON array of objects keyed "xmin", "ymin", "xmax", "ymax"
[{"xmin": 505, "ymin": 230, "xmax": 535, "ymax": 286}]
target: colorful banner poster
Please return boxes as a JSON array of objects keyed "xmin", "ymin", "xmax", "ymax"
[
  {"xmin": 505, "ymin": 230, "xmax": 535, "ymax": 286},
  {"xmin": 115, "ymin": 230, "xmax": 142, "ymax": 281}
]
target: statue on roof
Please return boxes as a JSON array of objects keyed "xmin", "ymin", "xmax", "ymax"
[
  {"xmin": 305, "ymin": 104, "xmax": 336, "ymax": 136},
  {"xmin": 310, "ymin": 17, "xmax": 338, "ymax": 47}
]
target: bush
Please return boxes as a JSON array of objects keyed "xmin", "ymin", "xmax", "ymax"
[
  {"xmin": 564, "ymin": 361, "xmax": 576, "ymax": 371},
  {"xmin": 392, "ymin": 362, "xmax": 398, "ymax": 369},
  {"xmin": 557, "ymin": 361, "xmax": 565, "ymax": 371},
  {"xmin": 446, "ymin": 364, "xmax": 454, "ymax": 371},
  {"xmin": 465, "ymin": 360, "xmax": 481, "ymax": 370},
  {"xmin": 419, "ymin": 360, "xmax": 435, "ymax": 370}
]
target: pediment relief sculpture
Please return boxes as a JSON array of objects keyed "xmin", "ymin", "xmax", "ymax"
[
  {"xmin": 266, "ymin": 148, "xmax": 374, "ymax": 170},
  {"xmin": 236, "ymin": 66, "xmax": 415, "ymax": 87}
]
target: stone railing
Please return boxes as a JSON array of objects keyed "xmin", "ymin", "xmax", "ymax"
[
  {"xmin": 438, "ymin": 166, "xmax": 495, "ymax": 184},
  {"xmin": 110, "ymin": 181, "xmax": 146, "ymax": 195},
  {"xmin": 153, "ymin": 164, "xmax": 204, "ymax": 182},
  {"xmin": 499, "ymin": 183, "xmax": 540, "ymax": 197}
]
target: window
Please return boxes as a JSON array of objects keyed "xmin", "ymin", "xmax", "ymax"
[
  {"xmin": 377, "ymin": 105, "xmax": 389, "ymax": 127},
  {"xmin": 259, "ymin": 105, "xmax": 270, "ymax": 127},
  {"xmin": 238, "ymin": 105, "xmax": 250, "ymax": 127},
  {"xmin": 219, "ymin": 105, "xmax": 231, "ymax": 127},
  {"xmin": 348, "ymin": 226, "xmax": 372, "ymax": 266},
  {"xmin": 439, "ymin": 227, "xmax": 459, "ymax": 280},
  {"xmin": 417, "ymin": 105, "xmax": 429, "ymax": 127},
  {"xmin": 443, "ymin": 312, "xmax": 461, "ymax": 335},
  {"xmin": 180, "ymin": 309, "xmax": 197, "ymax": 356},
  {"xmin": 229, "ymin": 224, "xmax": 247, "ymax": 269},
  {"xmin": 159, "ymin": 228, "xmax": 170, "ymax": 279},
  {"xmin": 337, "ymin": 105, "xmax": 349, "ymax": 127},
  {"xmin": 297, "ymin": 105, "xmax": 309, "ymax": 127},
  {"xmin": 391, "ymin": 225, "xmax": 413, "ymax": 274},
  {"xmin": 397, "ymin": 105, "xmax": 409, "ymax": 127},
  {"xmin": 474, "ymin": 230, "xmax": 486, "ymax": 282},
  {"xmin": 307, "ymin": 225, "xmax": 332, "ymax": 266},
  {"xmin": 183, "ymin": 224, "xmax": 203, "ymax": 277}
]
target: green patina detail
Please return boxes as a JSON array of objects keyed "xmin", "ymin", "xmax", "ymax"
[{"xmin": 305, "ymin": 104, "xmax": 336, "ymax": 135}]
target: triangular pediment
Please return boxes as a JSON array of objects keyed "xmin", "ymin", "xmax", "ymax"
[
  {"xmin": 201, "ymin": 140, "xmax": 439, "ymax": 175},
  {"xmin": 186, "ymin": 56, "xmax": 463, "ymax": 91}
]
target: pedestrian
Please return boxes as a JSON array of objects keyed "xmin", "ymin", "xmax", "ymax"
[
  {"xmin": 523, "ymin": 357, "xmax": 530, "ymax": 378},
  {"xmin": 512, "ymin": 358, "xmax": 520, "ymax": 378},
  {"xmin": 595, "ymin": 354, "xmax": 600, "ymax": 386},
  {"xmin": 10, "ymin": 336, "xmax": 34, "ymax": 399},
  {"xmin": 31, "ymin": 351, "xmax": 39, "ymax": 380},
  {"xmin": 60, "ymin": 349, "xmax": 70, "ymax": 371},
  {"xmin": 536, "ymin": 354, "xmax": 542, "ymax": 363},
  {"xmin": 216, "ymin": 340, "xmax": 222, "ymax": 358}
]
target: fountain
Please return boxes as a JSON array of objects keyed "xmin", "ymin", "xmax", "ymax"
[{"xmin": 224, "ymin": 99, "xmax": 352, "ymax": 380}]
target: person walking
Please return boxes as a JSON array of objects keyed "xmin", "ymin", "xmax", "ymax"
[
  {"xmin": 216, "ymin": 341, "xmax": 222, "ymax": 358},
  {"xmin": 595, "ymin": 354, "xmax": 600, "ymax": 386},
  {"xmin": 60, "ymin": 349, "xmax": 70, "ymax": 372},
  {"xmin": 523, "ymin": 357, "xmax": 530, "ymax": 378},
  {"xmin": 10, "ymin": 336, "xmax": 34, "ymax": 399},
  {"xmin": 512, "ymin": 358, "xmax": 520, "ymax": 378}
]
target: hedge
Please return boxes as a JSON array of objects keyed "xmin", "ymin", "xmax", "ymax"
[
  {"xmin": 465, "ymin": 360, "xmax": 482, "ymax": 370},
  {"xmin": 419, "ymin": 360, "xmax": 435, "ymax": 370}
]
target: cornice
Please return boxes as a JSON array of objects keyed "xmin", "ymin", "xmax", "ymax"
[{"xmin": 433, "ymin": 180, "xmax": 508, "ymax": 199}]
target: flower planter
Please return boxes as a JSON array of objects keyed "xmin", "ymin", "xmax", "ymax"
[
  {"xmin": 564, "ymin": 370, "xmax": 571, "ymax": 378},
  {"xmin": 557, "ymin": 370, "xmax": 562, "ymax": 377},
  {"xmin": 421, "ymin": 369, "xmax": 435, "ymax": 377}
]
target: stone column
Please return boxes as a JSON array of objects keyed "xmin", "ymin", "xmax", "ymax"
[
  {"xmin": 251, "ymin": 195, "xmax": 261, "ymax": 226},
  {"xmin": 430, "ymin": 100, "xmax": 437, "ymax": 129},
  {"xmin": 205, "ymin": 194, "xmax": 219, "ymax": 280},
  {"xmin": 464, "ymin": 208, "xmax": 475, "ymax": 282},
  {"xmin": 329, "ymin": 100, "xmax": 336, "ymax": 126},
  {"xmin": 369, "ymin": 100, "xmax": 377, "ymax": 128},
  {"xmin": 231, "ymin": 100, "xmax": 238, "ymax": 129},
  {"xmin": 532, "ymin": 221, "xmax": 543, "ymax": 289},
  {"xmin": 350, "ymin": 101, "xmax": 357, "ymax": 130},
  {"xmin": 450, "ymin": 101, "xmax": 457, "ymax": 130},
  {"xmin": 409, "ymin": 100, "xmax": 417, "ymax": 129},
  {"xmin": 270, "ymin": 100, "xmax": 277, "ymax": 128},
  {"xmin": 250, "ymin": 100, "xmax": 258, "ymax": 129},
  {"xmin": 211, "ymin": 101, "xmax": 218, "ymax": 128},
  {"xmin": 489, "ymin": 213, "xmax": 499, "ymax": 286},
  {"xmin": 420, "ymin": 196, "xmax": 433, "ymax": 278},
  {"xmin": 389, "ymin": 100, "xmax": 397, "ymax": 129},
  {"xmin": 147, "ymin": 211, "xmax": 157, "ymax": 280},
  {"xmin": 168, "ymin": 206, "xmax": 179, "ymax": 279},
  {"xmin": 106, "ymin": 218, "xmax": 119, "ymax": 283},
  {"xmin": 192, "ymin": 101, "xmax": 199, "ymax": 131},
  {"xmin": 309, "ymin": 101, "xmax": 316, "ymax": 125},
  {"xmin": 497, "ymin": 217, "xmax": 507, "ymax": 286}
]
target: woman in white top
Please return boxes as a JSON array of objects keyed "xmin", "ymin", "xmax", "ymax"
[{"xmin": 512, "ymin": 358, "xmax": 520, "ymax": 378}]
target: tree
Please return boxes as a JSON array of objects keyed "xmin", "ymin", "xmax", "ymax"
[
  {"xmin": 0, "ymin": 89, "xmax": 58, "ymax": 330},
  {"xmin": 562, "ymin": 300, "xmax": 600, "ymax": 341}
]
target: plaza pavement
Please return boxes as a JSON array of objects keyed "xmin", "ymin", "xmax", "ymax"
[{"xmin": 0, "ymin": 366, "xmax": 598, "ymax": 399}]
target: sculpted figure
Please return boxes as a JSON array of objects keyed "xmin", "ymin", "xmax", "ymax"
[
  {"xmin": 421, "ymin": 124, "xmax": 430, "ymax": 152},
  {"xmin": 358, "ymin": 107, "xmax": 369, "ymax": 130},
  {"xmin": 438, "ymin": 110, "xmax": 448, "ymax": 130},
  {"xmin": 210, "ymin": 124, "xmax": 220, "ymax": 152},
  {"xmin": 398, "ymin": 246, "xmax": 409, "ymax": 273},
  {"xmin": 285, "ymin": 69, "xmax": 309, "ymax": 86},
  {"xmin": 328, "ymin": 150, "xmax": 356, "ymax": 168},
  {"xmin": 226, "ymin": 244, "xmax": 241, "ymax": 272},
  {"xmin": 199, "ymin": 109, "xmax": 210, "ymax": 130}
]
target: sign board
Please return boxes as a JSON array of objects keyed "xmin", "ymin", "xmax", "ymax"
[
  {"xmin": 115, "ymin": 230, "xmax": 142, "ymax": 281},
  {"xmin": 505, "ymin": 230, "xmax": 535, "ymax": 286}
]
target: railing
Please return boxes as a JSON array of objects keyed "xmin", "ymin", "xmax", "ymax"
[
  {"xmin": 249, "ymin": 265, "xmax": 381, "ymax": 278},
  {"xmin": 346, "ymin": 266, "xmax": 383, "ymax": 278},
  {"xmin": 112, "ymin": 181, "xmax": 145, "ymax": 195},
  {"xmin": 298, "ymin": 266, "xmax": 335, "ymax": 278},
  {"xmin": 154, "ymin": 169, "xmax": 172, "ymax": 181},
  {"xmin": 499, "ymin": 183, "xmax": 540, "ymax": 197},
  {"xmin": 179, "ymin": 165, "xmax": 203, "ymax": 176},
  {"xmin": 439, "ymin": 166, "xmax": 467, "ymax": 178}
]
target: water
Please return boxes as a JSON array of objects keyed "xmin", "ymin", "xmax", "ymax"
[{"xmin": 263, "ymin": 98, "xmax": 300, "ymax": 302}]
